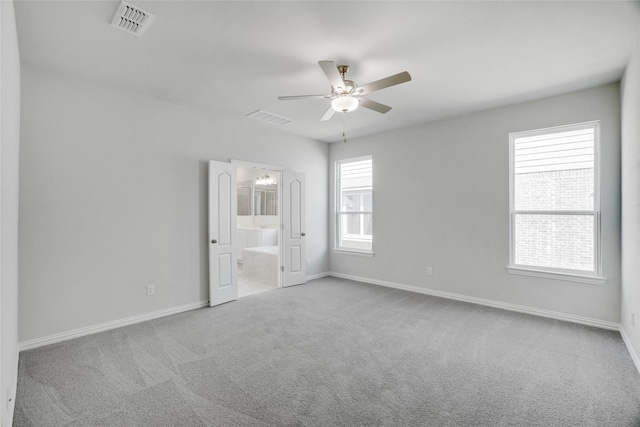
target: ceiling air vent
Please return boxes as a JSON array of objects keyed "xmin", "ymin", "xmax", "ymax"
[
  {"xmin": 246, "ymin": 110, "xmax": 293, "ymax": 126},
  {"xmin": 111, "ymin": 1, "xmax": 155, "ymax": 36}
]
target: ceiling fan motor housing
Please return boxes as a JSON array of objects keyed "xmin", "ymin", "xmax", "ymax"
[{"xmin": 333, "ymin": 80, "xmax": 356, "ymax": 95}]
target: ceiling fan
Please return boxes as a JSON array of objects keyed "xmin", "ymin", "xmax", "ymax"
[{"xmin": 278, "ymin": 60, "xmax": 412, "ymax": 121}]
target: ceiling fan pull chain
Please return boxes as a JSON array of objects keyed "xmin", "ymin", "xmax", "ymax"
[{"xmin": 343, "ymin": 112, "xmax": 348, "ymax": 143}]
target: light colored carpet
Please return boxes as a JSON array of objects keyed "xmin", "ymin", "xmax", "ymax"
[{"xmin": 13, "ymin": 277, "xmax": 640, "ymax": 426}]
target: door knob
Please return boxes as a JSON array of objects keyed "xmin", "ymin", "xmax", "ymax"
[
  {"xmin": 301, "ymin": 233, "xmax": 306, "ymax": 237},
  {"xmin": 211, "ymin": 239, "xmax": 217, "ymax": 244}
]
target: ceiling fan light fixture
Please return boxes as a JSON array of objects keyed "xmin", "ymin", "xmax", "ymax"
[{"xmin": 331, "ymin": 95, "xmax": 359, "ymax": 113}]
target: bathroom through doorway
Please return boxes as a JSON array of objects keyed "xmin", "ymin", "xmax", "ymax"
[{"xmin": 235, "ymin": 164, "xmax": 281, "ymax": 297}]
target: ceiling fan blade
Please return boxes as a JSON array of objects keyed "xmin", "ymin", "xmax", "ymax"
[
  {"xmin": 358, "ymin": 98, "xmax": 392, "ymax": 114},
  {"xmin": 320, "ymin": 107, "xmax": 336, "ymax": 121},
  {"xmin": 356, "ymin": 71, "xmax": 411, "ymax": 95},
  {"xmin": 318, "ymin": 60, "xmax": 345, "ymax": 92},
  {"xmin": 278, "ymin": 94, "xmax": 331, "ymax": 101}
]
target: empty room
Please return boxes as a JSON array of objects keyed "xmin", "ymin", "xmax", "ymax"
[{"xmin": 2, "ymin": 0, "xmax": 640, "ymax": 425}]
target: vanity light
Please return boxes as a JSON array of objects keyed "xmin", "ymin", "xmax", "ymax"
[
  {"xmin": 256, "ymin": 175, "xmax": 277, "ymax": 186},
  {"xmin": 331, "ymin": 95, "xmax": 359, "ymax": 113}
]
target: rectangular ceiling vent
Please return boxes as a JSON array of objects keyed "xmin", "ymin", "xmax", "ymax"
[
  {"xmin": 111, "ymin": 1, "xmax": 155, "ymax": 37},
  {"xmin": 246, "ymin": 110, "xmax": 293, "ymax": 126}
]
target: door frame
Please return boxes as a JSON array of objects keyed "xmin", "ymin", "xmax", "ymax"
[{"xmin": 231, "ymin": 159, "xmax": 284, "ymax": 288}]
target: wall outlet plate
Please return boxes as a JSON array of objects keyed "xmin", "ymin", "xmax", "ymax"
[{"xmin": 146, "ymin": 284, "xmax": 155, "ymax": 296}]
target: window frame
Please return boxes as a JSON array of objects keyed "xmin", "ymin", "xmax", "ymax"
[
  {"xmin": 335, "ymin": 155, "xmax": 374, "ymax": 256},
  {"xmin": 507, "ymin": 121, "xmax": 606, "ymax": 285}
]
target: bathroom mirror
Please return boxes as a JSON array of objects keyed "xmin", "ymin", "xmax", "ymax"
[
  {"xmin": 254, "ymin": 186, "xmax": 277, "ymax": 216},
  {"xmin": 237, "ymin": 183, "xmax": 252, "ymax": 216}
]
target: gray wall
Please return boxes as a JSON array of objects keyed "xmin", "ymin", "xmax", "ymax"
[
  {"xmin": 329, "ymin": 83, "xmax": 621, "ymax": 324},
  {"xmin": 621, "ymin": 38, "xmax": 640, "ymax": 364},
  {"xmin": 18, "ymin": 64, "xmax": 329, "ymax": 343},
  {"xmin": 1, "ymin": 0, "xmax": 21, "ymax": 424}
]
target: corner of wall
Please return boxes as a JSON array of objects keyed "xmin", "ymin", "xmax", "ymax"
[
  {"xmin": 620, "ymin": 35, "xmax": 640, "ymax": 373},
  {"xmin": 621, "ymin": 327, "xmax": 640, "ymax": 375}
]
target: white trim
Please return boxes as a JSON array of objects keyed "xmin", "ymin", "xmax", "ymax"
[
  {"xmin": 620, "ymin": 327, "xmax": 640, "ymax": 375},
  {"xmin": 333, "ymin": 249, "xmax": 374, "ymax": 257},
  {"xmin": 306, "ymin": 271, "xmax": 331, "ymax": 281},
  {"xmin": 328, "ymin": 272, "xmax": 620, "ymax": 331},
  {"xmin": 513, "ymin": 210, "xmax": 596, "ymax": 216},
  {"xmin": 230, "ymin": 159, "xmax": 285, "ymax": 171},
  {"xmin": 509, "ymin": 120, "xmax": 603, "ymax": 140},
  {"xmin": 19, "ymin": 300, "xmax": 210, "ymax": 351},
  {"xmin": 335, "ymin": 154, "xmax": 372, "ymax": 165},
  {"xmin": 506, "ymin": 266, "xmax": 607, "ymax": 285}
]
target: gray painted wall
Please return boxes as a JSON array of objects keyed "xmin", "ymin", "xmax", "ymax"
[
  {"xmin": 1, "ymin": 0, "xmax": 21, "ymax": 424},
  {"xmin": 329, "ymin": 83, "xmax": 621, "ymax": 323},
  {"xmin": 18, "ymin": 64, "xmax": 329, "ymax": 343},
  {"xmin": 622, "ymin": 38, "xmax": 640, "ymax": 364}
]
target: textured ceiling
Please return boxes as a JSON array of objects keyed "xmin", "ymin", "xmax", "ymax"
[{"xmin": 14, "ymin": 1, "xmax": 640, "ymax": 143}]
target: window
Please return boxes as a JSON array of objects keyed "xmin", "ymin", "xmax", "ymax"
[
  {"xmin": 508, "ymin": 121, "xmax": 604, "ymax": 283},
  {"xmin": 336, "ymin": 156, "xmax": 373, "ymax": 254}
]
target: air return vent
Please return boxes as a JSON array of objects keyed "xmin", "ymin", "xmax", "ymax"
[
  {"xmin": 111, "ymin": 1, "xmax": 154, "ymax": 36},
  {"xmin": 246, "ymin": 110, "xmax": 293, "ymax": 126}
]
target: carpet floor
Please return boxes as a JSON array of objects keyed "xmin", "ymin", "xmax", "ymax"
[{"xmin": 13, "ymin": 277, "xmax": 640, "ymax": 426}]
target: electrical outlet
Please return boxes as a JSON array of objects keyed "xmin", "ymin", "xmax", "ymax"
[
  {"xmin": 632, "ymin": 312, "xmax": 636, "ymax": 327},
  {"xmin": 146, "ymin": 284, "xmax": 155, "ymax": 296},
  {"xmin": 426, "ymin": 267, "xmax": 433, "ymax": 276}
]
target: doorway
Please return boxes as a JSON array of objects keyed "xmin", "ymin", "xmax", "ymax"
[
  {"xmin": 236, "ymin": 165, "xmax": 281, "ymax": 297},
  {"xmin": 208, "ymin": 160, "xmax": 306, "ymax": 307}
]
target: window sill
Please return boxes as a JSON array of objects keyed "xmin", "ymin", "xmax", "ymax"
[
  {"xmin": 506, "ymin": 266, "xmax": 606, "ymax": 285},
  {"xmin": 333, "ymin": 249, "xmax": 374, "ymax": 258}
]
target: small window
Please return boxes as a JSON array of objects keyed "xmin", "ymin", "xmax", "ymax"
[
  {"xmin": 508, "ymin": 121, "xmax": 603, "ymax": 282},
  {"xmin": 336, "ymin": 156, "xmax": 372, "ymax": 254}
]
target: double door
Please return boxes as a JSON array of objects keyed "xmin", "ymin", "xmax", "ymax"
[{"xmin": 208, "ymin": 160, "xmax": 306, "ymax": 306}]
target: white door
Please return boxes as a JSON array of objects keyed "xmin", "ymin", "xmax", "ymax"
[
  {"xmin": 282, "ymin": 171, "xmax": 306, "ymax": 286},
  {"xmin": 209, "ymin": 160, "xmax": 238, "ymax": 306}
]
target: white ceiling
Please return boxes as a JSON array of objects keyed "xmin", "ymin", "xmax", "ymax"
[{"xmin": 14, "ymin": 1, "xmax": 640, "ymax": 143}]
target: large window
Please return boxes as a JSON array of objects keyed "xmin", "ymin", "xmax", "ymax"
[
  {"xmin": 336, "ymin": 156, "xmax": 372, "ymax": 253},
  {"xmin": 508, "ymin": 121, "xmax": 603, "ymax": 283}
]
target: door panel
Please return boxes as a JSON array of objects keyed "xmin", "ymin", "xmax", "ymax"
[
  {"xmin": 290, "ymin": 246, "xmax": 301, "ymax": 273},
  {"xmin": 283, "ymin": 171, "xmax": 306, "ymax": 286},
  {"xmin": 209, "ymin": 161, "xmax": 238, "ymax": 306},
  {"xmin": 218, "ymin": 172, "xmax": 232, "ymax": 246},
  {"xmin": 218, "ymin": 253, "xmax": 232, "ymax": 288},
  {"xmin": 289, "ymin": 180, "xmax": 301, "ymax": 239}
]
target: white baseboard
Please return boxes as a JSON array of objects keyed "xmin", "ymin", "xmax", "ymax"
[
  {"xmin": 18, "ymin": 274, "xmax": 331, "ymax": 353},
  {"xmin": 18, "ymin": 274, "xmax": 333, "ymax": 352},
  {"xmin": 306, "ymin": 271, "xmax": 331, "ymax": 281},
  {"xmin": 620, "ymin": 327, "xmax": 640, "ymax": 375},
  {"xmin": 328, "ymin": 272, "xmax": 621, "ymax": 331},
  {"xmin": 19, "ymin": 300, "xmax": 210, "ymax": 352},
  {"xmin": 18, "ymin": 273, "xmax": 628, "ymax": 361}
]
